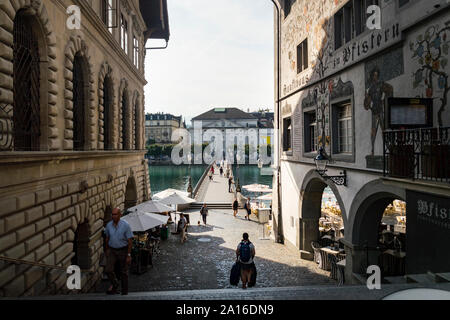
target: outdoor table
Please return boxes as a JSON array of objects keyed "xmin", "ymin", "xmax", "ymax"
[
  {"xmin": 319, "ymin": 246, "xmax": 342, "ymax": 270},
  {"xmin": 381, "ymin": 249, "xmax": 406, "ymax": 276}
]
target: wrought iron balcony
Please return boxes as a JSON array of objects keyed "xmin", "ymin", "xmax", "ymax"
[{"xmin": 383, "ymin": 127, "xmax": 450, "ymax": 183}]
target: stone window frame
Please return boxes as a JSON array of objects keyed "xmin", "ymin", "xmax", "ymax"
[
  {"xmin": 329, "ymin": 95, "xmax": 356, "ymax": 163},
  {"xmin": 282, "ymin": 116, "xmax": 293, "ymax": 155},
  {"xmin": 0, "ymin": 1, "xmax": 59, "ymax": 152},
  {"xmin": 303, "ymin": 109, "xmax": 318, "ymax": 155},
  {"xmin": 64, "ymin": 35, "xmax": 96, "ymax": 151},
  {"xmin": 333, "ymin": 0, "xmax": 380, "ymax": 51},
  {"xmin": 297, "ymin": 38, "xmax": 308, "ymax": 74},
  {"xmin": 118, "ymin": 78, "xmax": 130, "ymax": 150},
  {"xmin": 132, "ymin": 90, "xmax": 141, "ymax": 150},
  {"xmin": 301, "ymin": 90, "xmax": 319, "ymax": 159},
  {"xmin": 98, "ymin": 61, "xmax": 117, "ymax": 150}
]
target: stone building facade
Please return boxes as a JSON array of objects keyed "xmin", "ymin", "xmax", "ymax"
[
  {"xmin": 0, "ymin": 0, "xmax": 169, "ymax": 296},
  {"xmin": 145, "ymin": 113, "xmax": 185, "ymax": 144},
  {"xmin": 272, "ymin": 0, "xmax": 450, "ymax": 283}
]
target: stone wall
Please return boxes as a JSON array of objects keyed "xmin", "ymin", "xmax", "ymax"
[{"xmin": 0, "ymin": 152, "xmax": 150, "ymax": 297}]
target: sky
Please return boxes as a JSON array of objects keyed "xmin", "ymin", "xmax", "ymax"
[{"xmin": 143, "ymin": 0, "xmax": 275, "ymax": 126}]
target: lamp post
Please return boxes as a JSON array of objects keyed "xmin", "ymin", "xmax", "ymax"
[
  {"xmin": 187, "ymin": 152, "xmax": 193, "ymax": 198},
  {"xmin": 236, "ymin": 152, "xmax": 241, "ymax": 193},
  {"xmin": 314, "ymin": 147, "xmax": 347, "ymax": 186}
]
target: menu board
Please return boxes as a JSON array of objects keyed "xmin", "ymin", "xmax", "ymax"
[{"xmin": 387, "ymin": 98, "xmax": 433, "ymax": 128}]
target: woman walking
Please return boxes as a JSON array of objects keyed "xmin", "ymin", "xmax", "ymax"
[
  {"xmin": 233, "ymin": 198, "xmax": 239, "ymax": 218},
  {"xmin": 244, "ymin": 198, "xmax": 251, "ymax": 220}
]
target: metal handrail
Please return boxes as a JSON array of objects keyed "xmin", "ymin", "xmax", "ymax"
[
  {"xmin": 192, "ymin": 162, "xmax": 214, "ymax": 199},
  {"xmin": 0, "ymin": 255, "xmax": 95, "ymax": 274}
]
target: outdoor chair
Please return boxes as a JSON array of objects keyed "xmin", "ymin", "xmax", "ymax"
[
  {"xmin": 336, "ymin": 253, "xmax": 346, "ymax": 285},
  {"xmin": 319, "ymin": 249, "xmax": 331, "ymax": 270},
  {"xmin": 329, "ymin": 254, "xmax": 338, "ymax": 280},
  {"xmin": 311, "ymin": 241, "xmax": 322, "ymax": 265}
]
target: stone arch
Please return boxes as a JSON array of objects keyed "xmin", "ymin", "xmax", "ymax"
[
  {"xmin": 98, "ymin": 61, "xmax": 116, "ymax": 150},
  {"xmin": 118, "ymin": 78, "xmax": 130, "ymax": 150},
  {"xmin": 0, "ymin": 0, "xmax": 59, "ymax": 151},
  {"xmin": 349, "ymin": 179, "xmax": 405, "ymax": 247},
  {"xmin": 132, "ymin": 90, "xmax": 141, "ymax": 150},
  {"xmin": 346, "ymin": 179, "xmax": 405, "ymax": 275},
  {"xmin": 298, "ymin": 169, "xmax": 347, "ymax": 259},
  {"xmin": 64, "ymin": 35, "xmax": 96, "ymax": 150},
  {"xmin": 124, "ymin": 175, "xmax": 138, "ymax": 210}
]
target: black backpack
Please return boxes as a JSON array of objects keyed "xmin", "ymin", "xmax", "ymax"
[{"xmin": 239, "ymin": 241, "xmax": 252, "ymax": 263}]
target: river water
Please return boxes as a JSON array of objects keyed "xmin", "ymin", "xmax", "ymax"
[{"xmin": 149, "ymin": 165, "xmax": 274, "ymax": 197}]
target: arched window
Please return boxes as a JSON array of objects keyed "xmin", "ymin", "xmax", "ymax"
[
  {"xmin": 13, "ymin": 10, "xmax": 40, "ymax": 151},
  {"xmin": 122, "ymin": 91, "xmax": 129, "ymax": 150},
  {"xmin": 103, "ymin": 75, "xmax": 113, "ymax": 150},
  {"xmin": 73, "ymin": 53, "xmax": 87, "ymax": 150}
]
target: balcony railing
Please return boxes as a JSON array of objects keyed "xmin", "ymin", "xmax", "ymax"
[{"xmin": 383, "ymin": 127, "xmax": 450, "ymax": 183}]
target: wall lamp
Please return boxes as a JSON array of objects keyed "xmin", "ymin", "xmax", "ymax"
[{"xmin": 314, "ymin": 147, "xmax": 347, "ymax": 186}]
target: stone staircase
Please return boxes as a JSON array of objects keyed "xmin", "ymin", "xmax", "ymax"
[
  {"xmin": 189, "ymin": 202, "xmax": 237, "ymax": 210},
  {"xmin": 17, "ymin": 282, "xmax": 450, "ymax": 300}
]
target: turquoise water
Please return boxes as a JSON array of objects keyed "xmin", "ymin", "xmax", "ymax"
[
  {"xmin": 149, "ymin": 165, "xmax": 274, "ymax": 198},
  {"xmin": 149, "ymin": 165, "xmax": 337, "ymax": 207},
  {"xmin": 148, "ymin": 165, "xmax": 207, "ymax": 196}
]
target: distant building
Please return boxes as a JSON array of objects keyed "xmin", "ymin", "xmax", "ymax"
[
  {"xmin": 251, "ymin": 110, "xmax": 274, "ymax": 129},
  {"xmin": 145, "ymin": 113, "xmax": 186, "ymax": 144},
  {"xmin": 190, "ymin": 108, "xmax": 273, "ymax": 162}
]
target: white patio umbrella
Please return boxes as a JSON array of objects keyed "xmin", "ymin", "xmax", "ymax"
[
  {"xmin": 244, "ymin": 187, "xmax": 273, "ymax": 193},
  {"xmin": 242, "ymin": 184, "xmax": 270, "ymax": 190},
  {"xmin": 256, "ymin": 194, "xmax": 273, "ymax": 201},
  {"xmin": 157, "ymin": 192, "xmax": 196, "ymax": 206},
  {"xmin": 121, "ymin": 210, "xmax": 170, "ymax": 232},
  {"xmin": 152, "ymin": 189, "xmax": 189, "ymax": 200},
  {"xmin": 158, "ymin": 192, "xmax": 196, "ymax": 232},
  {"xmin": 129, "ymin": 200, "xmax": 175, "ymax": 214}
]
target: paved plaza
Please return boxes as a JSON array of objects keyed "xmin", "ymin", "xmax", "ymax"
[{"xmin": 97, "ymin": 206, "xmax": 334, "ymax": 294}]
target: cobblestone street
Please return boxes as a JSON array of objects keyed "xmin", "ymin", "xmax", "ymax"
[{"xmin": 98, "ymin": 208, "xmax": 334, "ymax": 293}]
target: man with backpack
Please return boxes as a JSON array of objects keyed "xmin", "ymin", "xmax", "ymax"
[{"xmin": 236, "ymin": 233, "xmax": 255, "ymax": 289}]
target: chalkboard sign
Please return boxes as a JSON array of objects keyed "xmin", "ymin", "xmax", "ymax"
[{"xmin": 387, "ymin": 98, "xmax": 433, "ymax": 129}]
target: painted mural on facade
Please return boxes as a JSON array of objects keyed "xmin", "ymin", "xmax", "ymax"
[
  {"xmin": 410, "ymin": 21, "xmax": 450, "ymax": 127},
  {"xmin": 364, "ymin": 67, "xmax": 394, "ymax": 156}
]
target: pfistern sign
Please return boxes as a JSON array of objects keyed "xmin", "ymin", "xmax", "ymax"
[{"xmin": 406, "ymin": 190, "xmax": 450, "ymax": 275}]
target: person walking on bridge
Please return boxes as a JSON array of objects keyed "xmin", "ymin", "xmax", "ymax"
[
  {"xmin": 233, "ymin": 198, "xmax": 239, "ymax": 218},
  {"xmin": 228, "ymin": 176, "xmax": 233, "ymax": 193},
  {"xmin": 200, "ymin": 203, "xmax": 209, "ymax": 225}
]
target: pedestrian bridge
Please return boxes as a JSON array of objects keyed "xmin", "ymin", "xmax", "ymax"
[{"xmin": 190, "ymin": 163, "xmax": 243, "ymax": 209}]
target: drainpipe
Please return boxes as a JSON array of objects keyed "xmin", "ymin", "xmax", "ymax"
[{"xmin": 270, "ymin": 0, "xmax": 283, "ymax": 244}]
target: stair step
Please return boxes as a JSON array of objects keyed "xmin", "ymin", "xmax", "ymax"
[
  {"xmin": 384, "ymin": 276, "xmax": 407, "ymax": 284},
  {"xmin": 435, "ymin": 273, "xmax": 450, "ymax": 283},
  {"xmin": 406, "ymin": 274, "xmax": 436, "ymax": 284}
]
